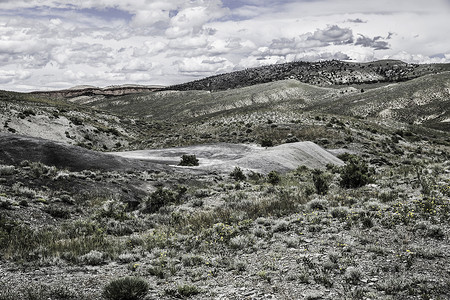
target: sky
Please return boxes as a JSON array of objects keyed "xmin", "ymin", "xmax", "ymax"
[{"xmin": 1, "ymin": 0, "xmax": 450, "ymax": 92}]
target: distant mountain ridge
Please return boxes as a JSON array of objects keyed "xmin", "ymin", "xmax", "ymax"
[
  {"xmin": 167, "ymin": 60, "xmax": 450, "ymax": 92},
  {"xmin": 30, "ymin": 84, "xmax": 165, "ymax": 98}
]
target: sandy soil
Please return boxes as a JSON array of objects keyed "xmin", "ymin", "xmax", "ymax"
[{"xmin": 111, "ymin": 141, "xmax": 344, "ymax": 174}]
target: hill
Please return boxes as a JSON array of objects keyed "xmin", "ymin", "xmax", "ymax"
[
  {"xmin": 313, "ymin": 72, "xmax": 450, "ymax": 132},
  {"xmin": 30, "ymin": 84, "xmax": 164, "ymax": 99},
  {"xmin": 167, "ymin": 60, "xmax": 450, "ymax": 92}
]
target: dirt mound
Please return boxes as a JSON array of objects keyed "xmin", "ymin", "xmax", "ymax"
[
  {"xmin": 112, "ymin": 142, "xmax": 344, "ymax": 174},
  {"xmin": 0, "ymin": 134, "xmax": 344, "ymax": 174},
  {"xmin": 0, "ymin": 133, "xmax": 160, "ymax": 172},
  {"xmin": 226, "ymin": 142, "xmax": 344, "ymax": 173}
]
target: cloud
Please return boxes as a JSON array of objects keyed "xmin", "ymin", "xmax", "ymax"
[
  {"xmin": 0, "ymin": 0, "xmax": 450, "ymax": 91},
  {"xmin": 347, "ymin": 18, "xmax": 366, "ymax": 23},
  {"xmin": 308, "ymin": 25, "xmax": 354, "ymax": 45},
  {"xmin": 166, "ymin": 4, "xmax": 229, "ymax": 38},
  {"xmin": 386, "ymin": 51, "xmax": 450, "ymax": 64},
  {"xmin": 175, "ymin": 56, "xmax": 233, "ymax": 75},
  {"xmin": 355, "ymin": 35, "xmax": 390, "ymax": 50},
  {"xmin": 0, "ymin": 70, "xmax": 31, "ymax": 84}
]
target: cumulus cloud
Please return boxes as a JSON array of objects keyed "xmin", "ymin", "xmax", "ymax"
[
  {"xmin": 0, "ymin": 0, "xmax": 449, "ymax": 91},
  {"xmin": 355, "ymin": 35, "xmax": 390, "ymax": 50},
  {"xmin": 386, "ymin": 51, "xmax": 450, "ymax": 64},
  {"xmin": 347, "ymin": 18, "xmax": 366, "ymax": 23},
  {"xmin": 175, "ymin": 56, "xmax": 234, "ymax": 75},
  {"xmin": 0, "ymin": 70, "xmax": 31, "ymax": 84},
  {"xmin": 308, "ymin": 25, "xmax": 354, "ymax": 45}
]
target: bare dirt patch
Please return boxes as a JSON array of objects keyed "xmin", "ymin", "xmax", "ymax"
[{"xmin": 111, "ymin": 141, "xmax": 344, "ymax": 174}]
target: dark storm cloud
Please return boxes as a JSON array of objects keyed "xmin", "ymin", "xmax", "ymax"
[
  {"xmin": 308, "ymin": 25, "xmax": 354, "ymax": 45},
  {"xmin": 355, "ymin": 34, "xmax": 390, "ymax": 50}
]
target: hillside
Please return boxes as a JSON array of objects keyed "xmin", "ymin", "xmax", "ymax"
[
  {"xmin": 313, "ymin": 72, "xmax": 450, "ymax": 132},
  {"xmin": 0, "ymin": 89, "xmax": 142, "ymax": 151},
  {"xmin": 30, "ymin": 85, "xmax": 164, "ymax": 99},
  {"xmin": 167, "ymin": 60, "xmax": 450, "ymax": 92}
]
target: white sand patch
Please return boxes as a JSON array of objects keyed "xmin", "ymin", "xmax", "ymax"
[{"xmin": 111, "ymin": 142, "xmax": 344, "ymax": 174}]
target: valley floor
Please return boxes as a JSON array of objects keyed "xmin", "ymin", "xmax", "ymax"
[{"xmin": 1, "ymin": 144, "xmax": 449, "ymax": 299}]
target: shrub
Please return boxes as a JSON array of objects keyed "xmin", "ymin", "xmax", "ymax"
[
  {"xmin": 102, "ymin": 277, "xmax": 149, "ymax": 300},
  {"xmin": 427, "ymin": 225, "xmax": 445, "ymax": 239},
  {"xmin": 330, "ymin": 207, "xmax": 349, "ymax": 219},
  {"xmin": 144, "ymin": 186, "xmax": 186, "ymax": 214},
  {"xmin": 229, "ymin": 235, "xmax": 251, "ymax": 249},
  {"xmin": 22, "ymin": 109, "xmax": 36, "ymax": 117},
  {"xmin": 69, "ymin": 117, "xmax": 83, "ymax": 126},
  {"xmin": 261, "ymin": 138, "xmax": 273, "ymax": 147},
  {"xmin": 21, "ymin": 283, "xmax": 80, "ymax": 300},
  {"xmin": 78, "ymin": 250, "xmax": 105, "ymax": 266},
  {"xmin": 267, "ymin": 171, "xmax": 281, "ymax": 185},
  {"xmin": 345, "ymin": 266, "xmax": 362, "ymax": 284},
  {"xmin": 165, "ymin": 285, "xmax": 201, "ymax": 298},
  {"xmin": 178, "ymin": 154, "xmax": 199, "ymax": 166},
  {"xmin": 0, "ymin": 165, "xmax": 15, "ymax": 176},
  {"xmin": 312, "ymin": 169, "xmax": 329, "ymax": 195},
  {"xmin": 339, "ymin": 155, "xmax": 371, "ymax": 188},
  {"xmin": 230, "ymin": 167, "xmax": 246, "ymax": 181},
  {"xmin": 307, "ymin": 199, "xmax": 328, "ymax": 211}
]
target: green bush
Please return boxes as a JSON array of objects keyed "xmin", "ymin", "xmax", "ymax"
[
  {"xmin": 230, "ymin": 167, "xmax": 246, "ymax": 181},
  {"xmin": 312, "ymin": 169, "xmax": 329, "ymax": 195},
  {"xmin": 165, "ymin": 285, "xmax": 201, "ymax": 298},
  {"xmin": 178, "ymin": 154, "xmax": 199, "ymax": 166},
  {"xmin": 144, "ymin": 186, "xmax": 186, "ymax": 214},
  {"xmin": 102, "ymin": 277, "xmax": 149, "ymax": 300},
  {"xmin": 339, "ymin": 155, "xmax": 371, "ymax": 188},
  {"xmin": 267, "ymin": 171, "xmax": 281, "ymax": 185},
  {"xmin": 261, "ymin": 139, "xmax": 273, "ymax": 147}
]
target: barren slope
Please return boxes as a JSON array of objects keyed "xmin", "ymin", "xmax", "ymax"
[
  {"xmin": 315, "ymin": 72, "xmax": 450, "ymax": 131},
  {"xmin": 0, "ymin": 133, "xmax": 161, "ymax": 172},
  {"xmin": 111, "ymin": 141, "xmax": 344, "ymax": 174}
]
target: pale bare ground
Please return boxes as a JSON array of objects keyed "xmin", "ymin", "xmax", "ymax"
[{"xmin": 110, "ymin": 141, "xmax": 344, "ymax": 174}]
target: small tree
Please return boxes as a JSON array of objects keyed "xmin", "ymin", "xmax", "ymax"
[
  {"xmin": 230, "ymin": 167, "xmax": 246, "ymax": 181},
  {"xmin": 267, "ymin": 171, "xmax": 281, "ymax": 185},
  {"xmin": 261, "ymin": 139, "xmax": 273, "ymax": 147},
  {"xmin": 339, "ymin": 155, "xmax": 371, "ymax": 188},
  {"xmin": 178, "ymin": 154, "xmax": 199, "ymax": 166},
  {"xmin": 312, "ymin": 169, "xmax": 329, "ymax": 195},
  {"xmin": 143, "ymin": 186, "xmax": 186, "ymax": 214}
]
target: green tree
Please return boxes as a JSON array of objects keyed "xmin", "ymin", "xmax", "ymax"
[
  {"xmin": 179, "ymin": 154, "xmax": 199, "ymax": 166},
  {"xmin": 339, "ymin": 155, "xmax": 371, "ymax": 188},
  {"xmin": 312, "ymin": 169, "xmax": 329, "ymax": 195},
  {"xmin": 267, "ymin": 171, "xmax": 281, "ymax": 185},
  {"xmin": 230, "ymin": 167, "xmax": 246, "ymax": 181}
]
